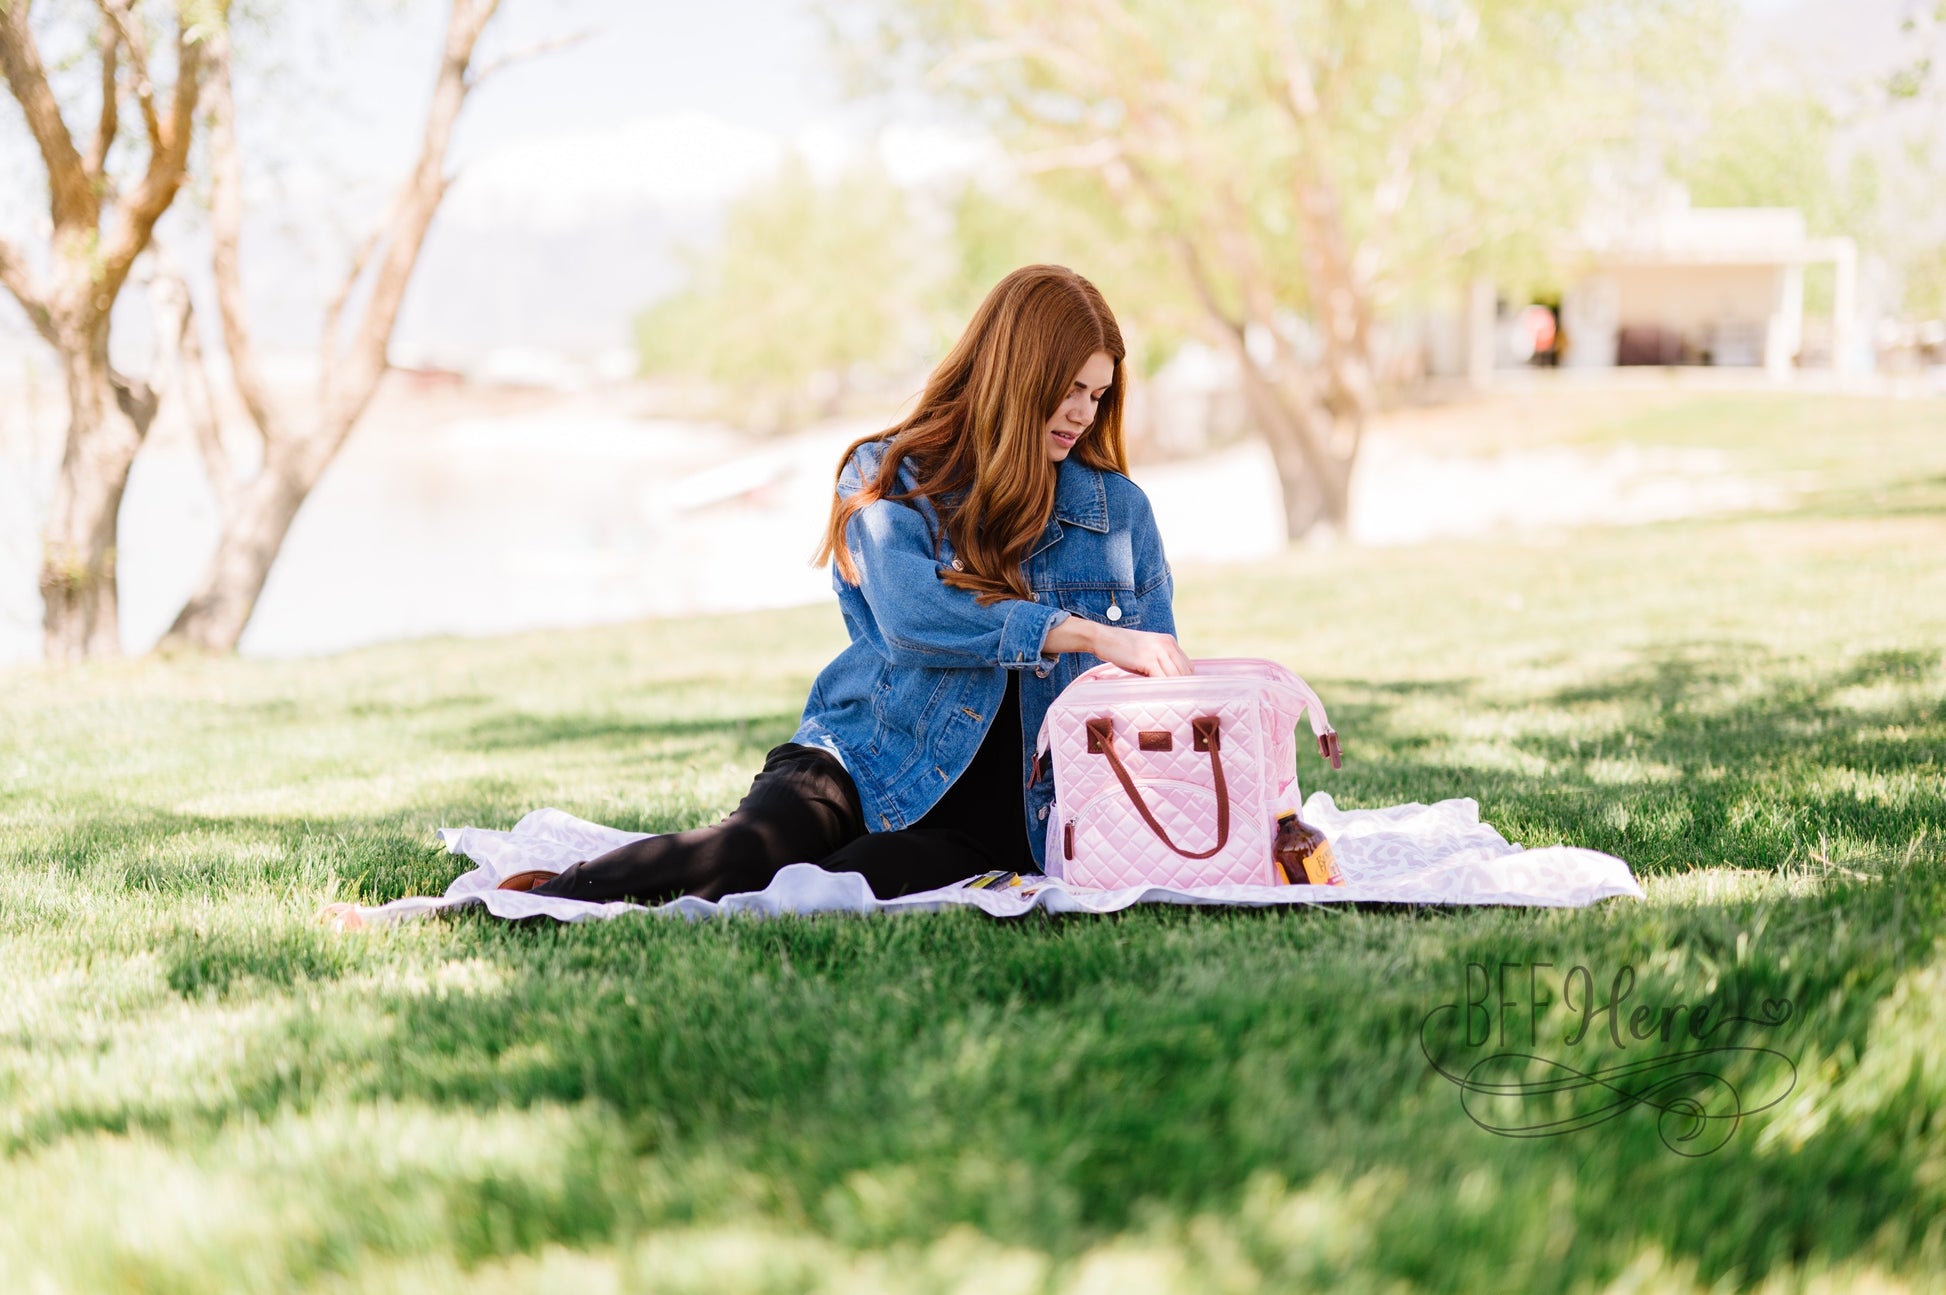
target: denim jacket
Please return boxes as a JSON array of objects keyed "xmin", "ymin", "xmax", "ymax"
[{"xmin": 790, "ymin": 437, "xmax": 1176, "ymax": 871}]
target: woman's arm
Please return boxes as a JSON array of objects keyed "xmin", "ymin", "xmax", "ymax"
[
  {"xmin": 1045, "ymin": 616, "xmax": 1192, "ymax": 676},
  {"xmin": 839, "ymin": 448, "xmax": 1188, "ymax": 675}
]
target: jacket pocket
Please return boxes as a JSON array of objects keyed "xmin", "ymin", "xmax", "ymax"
[
  {"xmin": 868, "ymin": 676, "xmax": 893, "ymax": 755},
  {"xmin": 1056, "ymin": 584, "xmax": 1141, "ymax": 629}
]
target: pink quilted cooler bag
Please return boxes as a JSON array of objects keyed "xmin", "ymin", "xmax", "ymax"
[{"xmin": 1032, "ymin": 657, "xmax": 1343, "ymax": 888}]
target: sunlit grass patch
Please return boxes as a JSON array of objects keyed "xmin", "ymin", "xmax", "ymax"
[
  {"xmin": 0, "ymin": 1101, "xmax": 644, "ymax": 1291},
  {"xmin": 1, "ymin": 391, "xmax": 1943, "ymax": 1290}
]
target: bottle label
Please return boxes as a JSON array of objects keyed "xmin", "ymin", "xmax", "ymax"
[{"xmin": 1300, "ymin": 841, "xmax": 1344, "ymax": 886}]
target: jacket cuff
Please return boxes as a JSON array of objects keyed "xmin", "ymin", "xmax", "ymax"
[{"xmin": 1000, "ymin": 602, "xmax": 1069, "ymax": 669}]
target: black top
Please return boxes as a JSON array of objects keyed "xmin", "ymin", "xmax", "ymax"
[{"xmin": 908, "ymin": 669, "xmax": 1035, "ymax": 871}]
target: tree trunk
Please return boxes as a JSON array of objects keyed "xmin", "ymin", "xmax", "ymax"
[
  {"xmin": 152, "ymin": 0, "xmax": 516, "ymax": 656},
  {"xmin": 38, "ymin": 337, "xmax": 155, "ymax": 662},
  {"xmin": 1249, "ymin": 390, "xmax": 1350, "ymax": 541},
  {"xmin": 4, "ymin": 4, "xmax": 203, "ymax": 662},
  {"xmin": 1220, "ymin": 327, "xmax": 1354, "ymax": 541},
  {"xmin": 1150, "ymin": 217, "xmax": 1359, "ymax": 543},
  {"xmin": 155, "ymin": 442, "xmax": 318, "ymax": 653},
  {"xmin": 1262, "ymin": 430, "xmax": 1333, "ymax": 539}
]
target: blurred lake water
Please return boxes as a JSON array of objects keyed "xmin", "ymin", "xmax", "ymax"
[{"xmin": 0, "ymin": 382, "xmax": 1787, "ymax": 665}]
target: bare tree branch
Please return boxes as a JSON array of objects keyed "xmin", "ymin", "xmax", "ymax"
[
  {"xmin": 1072, "ymin": 1, "xmax": 1353, "ymax": 528},
  {"xmin": 320, "ymin": 0, "xmax": 502, "ymax": 431},
  {"xmin": 161, "ymin": 0, "xmax": 524, "ymax": 653},
  {"xmin": 201, "ymin": 20, "xmax": 282, "ymax": 441},
  {"xmin": 926, "ymin": 33, "xmax": 1079, "ymax": 90},
  {"xmin": 96, "ymin": 0, "xmax": 164, "ymax": 151},
  {"xmin": 149, "ymin": 259, "xmax": 239, "ymax": 518},
  {"xmin": 319, "ymin": 219, "xmax": 385, "ymax": 370},
  {"xmin": 1359, "ymin": 4, "xmax": 1477, "ymax": 283},
  {"xmin": 0, "ymin": 5, "xmax": 96, "ymax": 232},
  {"xmin": 0, "ymin": 234, "xmax": 58, "ymax": 346},
  {"xmin": 179, "ymin": 321, "xmax": 237, "ymax": 519},
  {"xmin": 84, "ymin": 15, "xmax": 119, "ymax": 178},
  {"xmin": 1158, "ymin": 212, "xmax": 1242, "ymax": 336},
  {"xmin": 8, "ymin": 2, "xmax": 211, "ymax": 661},
  {"xmin": 1149, "ymin": 187, "xmax": 1346, "ymax": 521},
  {"xmin": 1251, "ymin": 2, "xmax": 1379, "ymax": 428},
  {"xmin": 94, "ymin": 12, "xmax": 202, "ymax": 311},
  {"xmin": 467, "ymin": 27, "xmax": 593, "ymax": 87}
]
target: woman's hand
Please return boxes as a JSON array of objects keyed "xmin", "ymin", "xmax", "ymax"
[
  {"xmin": 1098, "ymin": 626, "xmax": 1195, "ymax": 677},
  {"xmin": 1044, "ymin": 617, "xmax": 1194, "ymax": 676}
]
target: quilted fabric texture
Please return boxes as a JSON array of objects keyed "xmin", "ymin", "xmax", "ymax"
[{"xmin": 1036, "ymin": 659, "xmax": 1334, "ymax": 889}]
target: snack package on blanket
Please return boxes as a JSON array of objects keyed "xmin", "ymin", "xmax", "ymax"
[{"xmin": 1033, "ymin": 657, "xmax": 1342, "ymax": 889}]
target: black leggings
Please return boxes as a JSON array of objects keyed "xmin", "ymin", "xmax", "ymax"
[{"xmin": 530, "ymin": 742, "xmax": 1030, "ymax": 904}]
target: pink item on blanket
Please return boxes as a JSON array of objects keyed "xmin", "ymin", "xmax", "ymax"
[{"xmin": 1033, "ymin": 657, "xmax": 1343, "ymax": 889}]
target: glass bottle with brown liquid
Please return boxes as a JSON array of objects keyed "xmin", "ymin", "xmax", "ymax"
[{"xmin": 1273, "ymin": 806, "xmax": 1344, "ymax": 885}]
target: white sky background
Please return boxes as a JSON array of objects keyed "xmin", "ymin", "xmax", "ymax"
[{"xmin": 267, "ymin": 0, "xmax": 850, "ymax": 217}]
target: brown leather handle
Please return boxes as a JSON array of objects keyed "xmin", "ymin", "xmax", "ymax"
[{"xmin": 1087, "ymin": 715, "xmax": 1230, "ymax": 860}]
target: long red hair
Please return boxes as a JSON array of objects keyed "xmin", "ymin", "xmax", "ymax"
[{"xmin": 813, "ymin": 265, "xmax": 1129, "ymax": 606}]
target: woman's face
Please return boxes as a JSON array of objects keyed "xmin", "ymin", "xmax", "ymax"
[{"xmin": 1045, "ymin": 350, "xmax": 1114, "ymax": 461}]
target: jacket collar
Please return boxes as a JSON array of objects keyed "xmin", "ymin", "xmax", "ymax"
[
  {"xmin": 1052, "ymin": 454, "xmax": 1110, "ymax": 532},
  {"xmin": 1025, "ymin": 456, "xmax": 1109, "ymax": 559}
]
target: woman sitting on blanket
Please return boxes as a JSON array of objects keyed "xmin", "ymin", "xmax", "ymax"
[{"xmin": 498, "ymin": 265, "xmax": 1190, "ymax": 903}]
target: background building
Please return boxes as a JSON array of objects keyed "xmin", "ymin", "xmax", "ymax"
[{"xmin": 1561, "ymin": 194, "xmax": 1862, "ymax": 377}]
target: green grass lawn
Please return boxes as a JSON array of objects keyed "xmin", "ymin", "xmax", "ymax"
[{"xmin": 2, "ymin": 391, "xmax": 1942, "ymax": 1293}]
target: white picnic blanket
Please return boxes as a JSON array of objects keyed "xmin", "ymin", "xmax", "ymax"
[{"xmin": 339, "ymin": 793, "xmax": 1642, "ymax": 926}]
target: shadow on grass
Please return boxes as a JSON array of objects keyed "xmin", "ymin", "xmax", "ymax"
[
  {"xmin": 8, "ymin": 647, "xmax": 1942, "ymax": 1285},
  {"xmin": 8, "ymin": 641, "xmax": 1934, "ymax": 916},
  {"xmin": 163, "ymin": 922, "xmax": 362, "ymax": 998},
  {"xmin": 33, "ymin": 857, "xmax": 1929, "ymax": 1289},
  {"xmin": 6, "ymin": 834, "xmax": 1940, "ymax": 1288},
  {"xmin": 1318, "ymin": 643, "xmax": 1942, "ymax": 877},
  {"xmin": 8, "ymin": 803, "xmax": 469, "ymax": 906}
]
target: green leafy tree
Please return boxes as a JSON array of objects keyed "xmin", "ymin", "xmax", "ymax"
[
  {"xmin": 1885, "ymin": 0, "xmax": 1946, "ymax": 318},
  {"xmin": 844, "ymin": 0, "xmax": 1721, "ymax": 537},
  {"xmin": 922, "ymin": 177, "xmax": 1200, "ymax": 458},
  {"xmin": 635, "ymin": 155, "xmax": 922, "ymax": 432},
  {"xmin": 1888, "ymin": 0, "xmax": 1944, "ymax": 101},
  {"xmin": 1676, "ymin": 91, "xmax": 1870, "ymax": 235}
]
